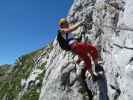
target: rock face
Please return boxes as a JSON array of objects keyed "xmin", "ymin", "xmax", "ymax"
[{"xmin": 39, "ymin": 0, "xmax": 133, "ymax": 100}]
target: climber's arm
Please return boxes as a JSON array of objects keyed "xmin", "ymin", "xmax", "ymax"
[{"xmin": 61, "ymin": 22, "xmax": 83, "ymax": 34}]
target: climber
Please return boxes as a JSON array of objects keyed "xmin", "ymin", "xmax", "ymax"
[{"xmin": 57, "ymin": 18, "xmax": 100, "ymax": 79}]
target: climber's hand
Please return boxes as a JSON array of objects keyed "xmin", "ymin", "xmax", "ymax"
[{"xmin": 80, "ymin": 20, "xmax": 86, "ymax": 26}]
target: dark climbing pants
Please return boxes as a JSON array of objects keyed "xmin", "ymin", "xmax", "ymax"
[{"xmin": 70, "ymin": 41, "xmax": 98, "ymax": 72}]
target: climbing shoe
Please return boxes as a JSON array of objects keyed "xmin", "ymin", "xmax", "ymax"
[
  {"xmin": 91, "ymin": 72, "xmax": 100, "ymax": 81},
  {"xmin": 95, "ymin": 64, "xmax": 104, "ymax": 73}
]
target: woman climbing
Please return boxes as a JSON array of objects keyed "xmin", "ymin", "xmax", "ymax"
[{"xmin": 57, "ymin": 18, "xmax": 100, "ymax": 79}]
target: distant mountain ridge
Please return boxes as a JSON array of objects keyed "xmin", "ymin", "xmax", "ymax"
[{"xmin": 0, "ymin": 43, "xmax": 52, "ymax": 100}]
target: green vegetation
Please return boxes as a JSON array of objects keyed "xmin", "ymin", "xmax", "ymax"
[{"xmin": 0, "ymin": 43, "xmax": 53, "ymax": 100}]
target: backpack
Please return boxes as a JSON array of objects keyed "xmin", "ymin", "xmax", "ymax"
[{"xmin": 57, "ymin": 30, "xmax": 71, "ymax": 51}]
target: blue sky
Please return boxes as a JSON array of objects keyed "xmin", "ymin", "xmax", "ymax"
[{"xmin": 0, "ymin": 0, "xmax": 73, "ymax": 64}]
